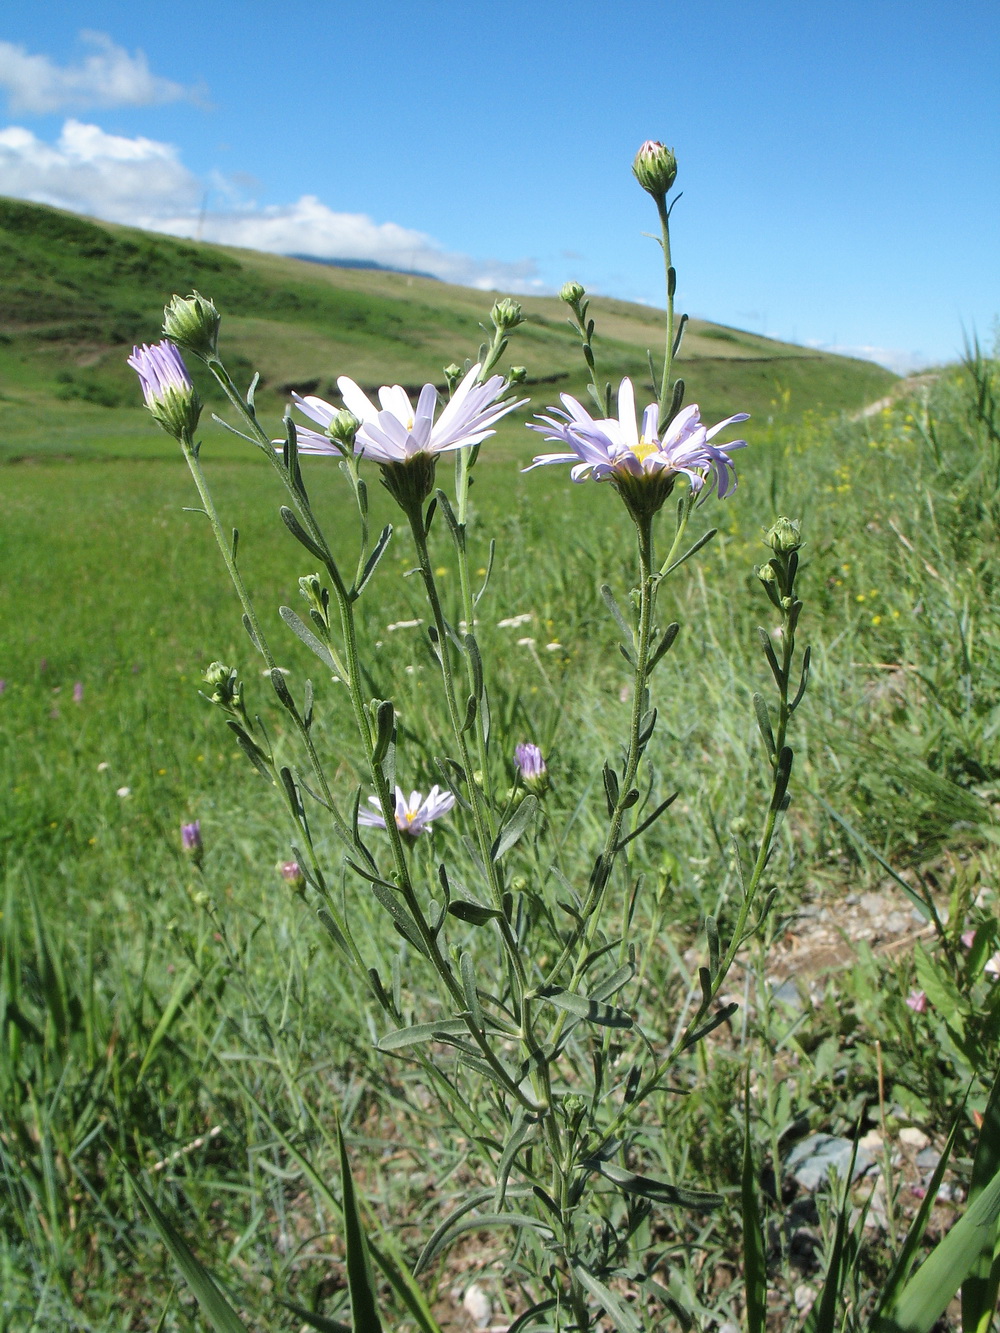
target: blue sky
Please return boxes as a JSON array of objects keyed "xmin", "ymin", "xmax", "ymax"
[{"xmin": 0, "ymin": 1, "xmax": 996, "ymax": 373}]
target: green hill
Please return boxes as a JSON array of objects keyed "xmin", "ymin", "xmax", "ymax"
[{"xmin": 0, "ymin": 196, "xmax": 896, "ymax": 460}]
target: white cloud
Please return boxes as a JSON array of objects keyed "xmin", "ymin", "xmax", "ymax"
[
  {"xmin": 153, "ymin": 194, "xmax": 543, "ymax": 291},
  {"xmin": 0, "ymin": 119, "xmax": 200, "ymax": 219},
  {"xmin": 0, "ymin": 119, "xmax": 541, "ymax": 291},
  {"xmin": 0, "ymin": 32, "xmax": 199, "ymax": 114}
]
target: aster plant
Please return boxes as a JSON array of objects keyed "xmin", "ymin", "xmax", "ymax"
[{"xmin": 131, "ymin": 143, "xmax": 814, "ymax": 1332}]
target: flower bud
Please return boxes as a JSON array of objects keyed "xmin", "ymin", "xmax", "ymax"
[
  {"xmin": 203, "ymin": 661, "xmax": 241, "ymax": 710},
  {"xmin": 508, "ymin": 366, "xmax": 528, "ymax": 385},
  {"xmin": 162, "ymin": 291, "xmax": 221, "ymax": 361},
  {"xmin": 327, "ymin": 409, "xmax": 360, "ymax": 450},
  {"xmin": 127, "ymin": 341, "xmax": 202, "ymax": 441},
  {"xmin": 492, "ymin": 298, "xmax": 524, "ymax": 331},
  {"xmin": 443, "ymin": 363, "xmax": 464, "ymax": 394},
  {"xmin": 632, "ymin": 140, "xmax": 678, "ymax": 200},
  {"xmin": 279, "ymin": 860, "xmax": 306, "ymax": 893},
  {"xmin": 763, "ymin": 516, "xmax": 802, "ymax": 555},
  {"xmin": 560, "ymin": 281, "xmax": 586, "ymax": 306}
]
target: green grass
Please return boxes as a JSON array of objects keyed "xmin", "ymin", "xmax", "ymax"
[{"xmin": 1, "ymin": 221, "xmax": 998, "ymax": 1330}]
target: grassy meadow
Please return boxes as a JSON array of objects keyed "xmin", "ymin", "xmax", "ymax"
[{"xmin": 2, "ymin": 200, "xmax": 999, "ymax": 1331}]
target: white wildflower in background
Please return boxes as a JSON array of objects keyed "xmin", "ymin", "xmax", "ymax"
[{"xmin": 358, "ymin": 786, "xmax": 455, "ymax": 838}]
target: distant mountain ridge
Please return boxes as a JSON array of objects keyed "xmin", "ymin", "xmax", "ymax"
[{"xmin": 286, "ymin": 253, "xmax": 441, "ymax": 282}]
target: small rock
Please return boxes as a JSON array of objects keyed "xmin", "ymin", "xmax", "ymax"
[
  {"xmin": 859, "ymin": 1129, "xmax": 883, "ymax": 1154},
  {"xmin": 900, "ymin": 1127, "xmax": 930, "ymax": 1149},
  {"xmin": 916, "ymin": 1146, "xmax": 941, "ymax": 1173},
  {"xmin": 770, "ymin": 978, "xmax": 804, "ymax": 1011},
  {"xmin": 794, "ymin": 1285, "xmax": 816, "ymax": 1313},
  {"xmin": 785, "ymin": 1135, "xmax": 873, "ymax": 1192},
  {"xmin": 463, "ymin": 1283, "xmax": 492, "ymax": 1329}
]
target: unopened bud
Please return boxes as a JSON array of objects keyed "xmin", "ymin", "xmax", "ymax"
[
  {"xmin": 162, "ymin": 292, "xmax": 221, "ymax": 361},
  {"xmin": 560, "ymin": 281, "xmax": 586, "ymax": 306},
  {"xmin": 492, "ymin": 298, "xmax": 524, "ymax": 331},
  {"xmin": 508, "ymin": 366, "xmax": 528, "ymax": 385},
  {"xmin": 327, "ymin": 408, "xmax": 360, "ymax": 450},
  {"xmin": 763, "ymin": 516, "xmax": 802, "ymax": 554},
  {"xmin": 632, "ymin": 140, "xmax": 678, "ymax": 200},
  {"xmin": 203, "ymin": 661, "xmax": 241, "ymax": 709},
  {"xmin": 279, "ymin": 860, "xmax": 306, "ymax": 893}
]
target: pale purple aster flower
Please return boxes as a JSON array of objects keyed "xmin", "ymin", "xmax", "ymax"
[
  {"xmin": 73, "ymin": 681, "xmax": 83, "ymax": 703},
  {"xmin": 515, "ymin": 743, "xmax": 546, "ymax": 781},
  {"xmin": 181, "ymin": 820, "xmax": 203, "ymax": 866},
  {"xmin": 127, "ymin": 341, "xmax": 201, "ymax": 438},
  {"xmin": 525, "ymin": 377, "xmax": 748, "ymax": 499},
  {"xmin": 290, "ymin": 364, "xmax": 525, "ymax": 463},
  {"xmin": 358, "ymin": 785, "xmax": 455, "ymax": 838},
  {"xmin": 905, "ymin": 989, "xmax": 929, "ymax": 1013}
]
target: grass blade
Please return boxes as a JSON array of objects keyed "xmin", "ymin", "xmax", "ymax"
[
  {"xmin": 129, "ymin": 1172, "xmax": 250, "ymax": 1333},
  {"xmin": 963, "ymin": 1065, "xmax": 1000, "ymax": 1333},
  {"xmin": 337, "ymin": 1117, "xmax": 384, "ymax": 1333},
  {"xmin": 873, "ymin": 1166, "xmax": 1000, "ymax": 1333},
  {"xmin": 741, "ymin": 1082, "xmax": 767, "ymax": 1333}
]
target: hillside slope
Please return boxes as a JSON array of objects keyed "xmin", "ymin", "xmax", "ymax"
[{"xmin": 0, "ymin": 197, "xmax": 896, "ymax": 459}]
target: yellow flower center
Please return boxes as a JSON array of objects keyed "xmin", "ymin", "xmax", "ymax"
[{"xmin": 631, "ymin": 437, "xmax": 660, "ymax": 464}]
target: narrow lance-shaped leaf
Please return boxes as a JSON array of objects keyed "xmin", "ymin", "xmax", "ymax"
[
  {"xmin": 280, "ymin": 504, "xmax": 327, "ymax": 561},
  {"xmin": 572, "ymin": 1265, "xmax": 643, "ymax": 1333},
  {"xmin": 661, "ymin": 525, "xmax": 716, "ymax": 578},
  {"xmin": 353, "ymin": 524, "xmax": 393, "ymax": 598},
  {"xmin": 491, "ymin": 794, "xmax": 539, "ymax": 863},
  {"xmin": 583, "ymin": 1158, "xmax": 723, "ymax": 1210},
  {"xmin": 537, "ymin": 984, "xmax": 633, "ymax": 1029},
  {"xmin": 753, "ymin": 693, "xmax": 775, "ymax": 761},
  {"xmin": 600, "ymin": 582, "xmax": 634, "ymax": 641}
]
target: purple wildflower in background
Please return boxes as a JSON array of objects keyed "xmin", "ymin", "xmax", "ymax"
[
  {"xmin": 290, "ymin": 365, "xmax": 524, "ymax": 463},
  {"xmin": 0, "ymin": 680, "xmax": 6, "ymax": 694},
  {"xmin": 525, "ymin": 377, "xmax": 748, "ymax": 498},
  {"xmin": 358, "ymin": 786, "xmax": 455, "ymax": 838},
  {"xmin": 181, "ymin": 820, "xmax": 203, "ymax": 867},
  {"xmin": 515, "ymin": 743, "xmax": 546, "ymax": 780},
  {"xmin": 905, "ymin": 989, "xmax": 929, "ymax": 1014},
  {"xmin": 73, "ymin": 681, "xmax": 83, "ymax": 703}
]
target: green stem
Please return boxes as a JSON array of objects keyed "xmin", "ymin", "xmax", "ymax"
[
  {"xmin": 592, "ymin": 589, "xmax": 798, "ymax": 1154},
  {"xmin": 656, "ymin": 197, "xmax": 675, "ymax": 434},
  {"xmin": 543, "ymin": 512, "xmax": 656, "ymax": 1008}
]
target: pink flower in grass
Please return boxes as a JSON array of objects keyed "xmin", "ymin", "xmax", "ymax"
[{"xmin": 906, "ymin": 989, "xmax": 929, "ymax": 1014}]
